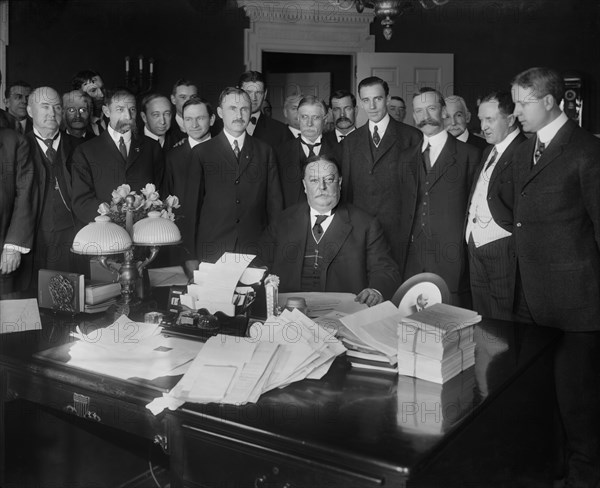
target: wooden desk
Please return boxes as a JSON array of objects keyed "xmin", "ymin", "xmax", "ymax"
[{"xmin": 0, "ymin": 310, "xmax": 560, "ymax": 487}]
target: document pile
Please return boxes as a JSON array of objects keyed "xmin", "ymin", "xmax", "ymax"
[
  {"xmin": 398, "ymin": 303, "xmax": 481, "ymax": 384},
  {"xmin": 68, "ymin": 315, "xmax": 202, "ymax": 380},
  {"xmin": 178, "ymin": 253, "xmax": 264, "ymax": 315},
  {"xmin": 146, "ymin": 308, "xmax": 346, "ymax": 414},
  {"xmin": 335, "ymin": 301, "xmax": 403, "ymax": 373}
]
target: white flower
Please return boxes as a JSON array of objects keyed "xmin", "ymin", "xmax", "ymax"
[
  {"xmin": 97, "ymin": 202, "xmax": 110, "ymax": 215},
  {"xmin": 165, "ymin": 195, "xmax": 180, "ymax": 210},
  {"xmin": 160, "ymin": 209, "xmax": 175, "ymax": 221},
  {"xmin": 111, "ymin": 184, "xmax": 131, "ymax": 203},
  {"xmin": 141, "ymin": 183, "xmax": 157, "ymax": 198},
  {"xmin": 141, "ymin": 183, "xmax": 160, "ymax": 209},
  {"xmin": 132, "ymin": 194, "xmax": 145, "ymax": 210}
]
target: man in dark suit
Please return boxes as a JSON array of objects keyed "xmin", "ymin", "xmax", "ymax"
[
  {"xmin": 71, "ymin": 88, "xmax": 164, "ymax": 226},
  {"xmin": 140, "ymin": 93, "xmax": 183, "ymax": 151},
  {"xmin": 184, "ymin": 87, "xmax": 283, "ymax": 264},
  {"xmin": 511, "ymin": 67, "xmax": 600, "ymax": 486},
  {"xmin": 444, "ymin": 95, "xmax": 489, "ymax": 155},
  {"xmin": 276, "ymin": 96, "xmax": 340, "ymax": 208},
  {"xmin": 62, "ymin": 90, "xmax": 96, "ymax": 157},
  {"xmin": 398, "ymin": 88, "xmax": 479, "ymax": 307},
  {"xmin": 238, "ymin": 71, "xmax": 291, "ymax": 150},
  {"xmin": 26, "ymin": 87, "xmax": 77, "ymax": 280},
  {"xmin": 283, "ymin": 93, "xmax": 302, "ymax": 139},
  {"xmin": 323, "ymin": 89, "xmax": 357, "ymax": 148},
  {"xmin": 388, "ymin": 96, "xmax": 407, "ymax": 123},
  {"xmin": 4, "ymin": 81, "xmax": 32, "ymax": 135},
  {"xmin": 341, "ymin": 76, "xmax": 422, "ymax": 267},
  {"xmin": 72, "ymin": 70, "xmax": 106, "ymax": 136},
  {"xmin": 465, "ymin": 91, "xmax": 526, "ymax": 320},
  {"xmin": 261, "ymin": 155, "xmax": 399, "ymax": 306},
  {"xmin": 164, "ymin": 96, "xmax": 215, "ymax": 198},
  {"xmin": 0, "ymin": 129, "xmax": 35, "ymax": 294}
]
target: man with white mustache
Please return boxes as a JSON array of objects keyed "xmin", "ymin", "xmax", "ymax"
[
  {"xmin": 397, "ymin": 87, "xmax": 480, "ymax": 307},
  {"xmin": 71, "ymin": 88, "xmax": 164, "ymax": 226}
]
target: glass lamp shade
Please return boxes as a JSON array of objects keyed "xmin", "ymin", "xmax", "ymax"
[
  {"xmin": 71, "ymin": 215, "xmax": 133, "ymax": 255},
  {"xmin": 132, "ymin": 211, "xmax": 182, "ymax": 246}
]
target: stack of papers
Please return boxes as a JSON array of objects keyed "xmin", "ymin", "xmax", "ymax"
[
  {"xmin": 179, "ymin": 253, "xmax": 264, "ymax": 315},
  {"xmin": 68, "ymin": 315, "xmax": 202, "ymax": 380},
  {"xmin": 146, "ymin": 308, "xmax": 346, "ymax": 414},
  {"xmin": 397, "ymin": 303, "xmax": 481, "ymax": 384}
]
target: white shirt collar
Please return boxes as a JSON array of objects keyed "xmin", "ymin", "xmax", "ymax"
[
  {"xmin": 537, "ymin": 111, "xmax": 569, "ymax": 145},
  {"xmin": 368, "ymin": 114, "xmax": 391, "ymax": 138},
  {"xmin": 144, "ymin": 126, "xmax": 164, "ymax": 146},
  {"xmin": 422, "ymin": 129, "xmax": 448, "ymax": 151},
  {"xmin": 222, "ymin": 129, "xmax": 246, "ymax": 150},
  {"xmin": 335, "ymin": 127, "xmax": 354, "ymax": 142},
  {"xmin": 251, "ymin": 111, "xmax": 261, "ymax": 124},
  {"xmin": 456, "ymin": 129, "xmax": 469, "ymax": 143},
  {"xmin": 309, "ymin": 206, "xmax": 335, "ymax": 235},
  {"xmin": 494, "ymin": 128, "xmax": 521, "ymax": 156},
  {"xmin": 188, "ymin": 134, "xmax": 211, "ymax": 148},
  {"xmin": 300, "ymin": 135, "xmax": 322, "ymax": 146},
  {"xmin": 107, "ymin": 124, "xmax": 132, "ymax": 145},
  {"xmin": 288, "ymin": 126, "xmax": 301, "ymax": 138},
  {"xmin": 33, "ymin": 127, "xmax": 60, "ymax": 151}
]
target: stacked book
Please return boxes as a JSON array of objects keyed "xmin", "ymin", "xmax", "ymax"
[
  {"xmin": 343, "ymin": 337, "xmax": 398, "ymax": 374},
  {"xmin": 398, "ymin": 303, "xmax": 481, "ymax": 384}
]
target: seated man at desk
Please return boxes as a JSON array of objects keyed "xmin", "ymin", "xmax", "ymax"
[{"xmin": 261, "ymin": 155, "xmax": 400, "ymax": 306}]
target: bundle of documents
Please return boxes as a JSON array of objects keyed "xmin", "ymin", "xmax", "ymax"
[
  {"xmin": 146, "ymin": 308, "xmax": 346, "ymax": 414},
  {"xmin": 179, "ymin": 253, "xmax": 265, "ymax": 315},
  {"xmin": 333, "ymin": 301, "xmax": 404, "ymax": 373},
  {"xmin": 68, "ymin": 315, "xmax": 202, "ymax": 380},
  {"xmin": 397, "ymin": 303, "xmax": 481, "ymax": 384}
]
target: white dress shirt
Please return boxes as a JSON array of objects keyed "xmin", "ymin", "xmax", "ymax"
[
  {"xmin": 535, "ymin": 111, "xmax": 569, "ymax": 163},
  {"xmin": 465, "ymin": 128, "xmax": 521, "ymax": 247},
  {"xmin": 144, "ymin": 126, "xmax": 164, "ymax": 147},
  {"xmin": 223, "ymin": 130, "xmax": 246, "ymax": 153},
  {"xmin": 368, "ymin": 114, "xmax": 391, "ymax": 142},
  {"xmin": 310, "ymin": 207, "xmax": 334, "ymax": 237},
  {"xmin": 288, "ymin": 126, "xmax": 301, "ymax": 138},
  {"xmin": 457, "ymin": 129, "xmax": 470, "ymax": 143},
  {"xmin": 188, "ymin": 134, "xmax": 211, "ymax": 149},
  {"xmin": 107, "ymin": 125, "xmax": 132, "ymax": 154},
  {"xmin": 421, "ymin": 130, "xmax": 448, "ymax": 167}
]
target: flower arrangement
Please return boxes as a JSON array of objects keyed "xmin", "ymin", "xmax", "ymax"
[{"xmin": 97, "ymin": 183, "xmax": 180, "ymax": 227}]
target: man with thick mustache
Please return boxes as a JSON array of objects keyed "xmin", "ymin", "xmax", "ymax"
[
  {"xmin": 71, "ymin": 88, "xmax": 164, "ymax": 226},
  {"xmin": 341, "ymin": 76, "xmax": 421, "ymax": 267},
  {"xmin": 323, "ymin": 89, "xmax": 357, "ymax": 148},
  {"xmin": 397, "ymin": 87, "xmax": 479, "ymax": 307}
]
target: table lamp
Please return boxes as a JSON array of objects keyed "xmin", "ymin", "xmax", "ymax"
[{"xmin": 72, "ymin": 194, "xmax": 182, "ymax": 317}]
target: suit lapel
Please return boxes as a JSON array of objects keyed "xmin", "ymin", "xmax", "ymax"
[
  {"xmin": 238, "ymin": 135, "xmax": 254, "ymax": 178},
  {"xmin": 126, "ymin": 135, "xmax": 142, "ymax": 169},
  {"xmin": 428, "ymin": 136, "xmax": 457, "ymax": 189},
  {"xmin": 522, "ymin": 121, "xmax": 574, "ymax": 188},
  {"xmin": 215, "ymin": 132, "xmax": 239, "ymax": 174},
  {"xmin": 359, "ymin": 125, "xmax": 375, "ymax": 168},
  {"xmin": 288, "ymin": 204, "xmax": 311, "ymax": 289},
  {"xmin": 372, "ymin": 121, "xmax": 396, "ymax": 166},
  {"xmin": 320, "ymin": 206, "xmax": 352, "ymax": 272}
]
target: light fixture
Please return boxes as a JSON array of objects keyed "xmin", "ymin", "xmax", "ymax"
[
  {"xmin": 340, "ymin": 0, "xmax": 449, "ymax": 40},
  {"xmin": 72, "ymin": 195, "xmax": 182, "ymax": 318}
]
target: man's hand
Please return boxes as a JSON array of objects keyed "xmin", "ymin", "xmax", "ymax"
[
  {"xmin": 355, "ymin": 288, "xmax": 383, "ymax": 307},
  {"xmin": 0, "ymin": 248, "xmax": 22, "ymax": 274}
]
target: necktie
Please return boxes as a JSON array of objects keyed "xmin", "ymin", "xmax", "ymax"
[
  {"xmin": 484, "ymin": 147, "xmax": 499, "ymax": 172},
  {"xmin": 43, "ymin": 138, "xmax": 57, "ymax": 163},
  {"xmin": 250, "ymin": 116, "xmax": 257, "ymax": 125},
  {"xmin": 233, "ymin": 139, "xmax": 240, "ymax": 160},
  {"xmin": 119, "ymin": 136, "xmax": 128, "ymax": 161},
  {"xmin": 372, "ymin": 125, "xmax": 381, "ymax": 146},
  {"xmin": 17, "ymin": 121, "xmax": 24, "ymax": 135},
  {"xmin": 533, "ymin": 138, "xmax": 545, "ymax": 165},
  {"xmin": 422, "ymin": 143, "xmax": 432, "ymax": 173},
  {"xmin": 301, "ymin": 139, "xmax": 321, "ymax": 158},
  {"xmin": 312, "ymin": 215, "xmax": 328, "ymax": 243}
]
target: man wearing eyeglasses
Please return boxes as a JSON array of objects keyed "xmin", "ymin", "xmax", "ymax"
[
  {"xmin": 62, "ymin": 90, "xmax": 95, "ymax": 142},
  {"xmin": 261, "ymin": 155, "xmax": 399, "ymax": 306},
  {"xmin": 276, "ymin": 96, "xmax": 341, "ymax": 208}
]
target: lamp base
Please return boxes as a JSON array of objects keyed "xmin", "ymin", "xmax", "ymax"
[{"xmin": 106, "ymin": 297, "xmax": 143, "ymax": 321}]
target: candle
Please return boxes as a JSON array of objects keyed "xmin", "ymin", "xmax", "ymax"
[
  {"xmin": 125, "ymin": 56, "xmax": 130, "ymax": 72},
  {"xmin": 138, "ymin": 55, "xmax": 143, "ymax": 71},
  {"xmin": 149, "ymin": 58, "xmax": 154, "ymax": 75}
]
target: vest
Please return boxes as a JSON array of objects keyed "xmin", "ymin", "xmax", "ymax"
[
  {"xmin": 39, "ymin": 143, "xmax": 72, "ymax": 233},
  {"xmin": 410, "ymin": 156, "xmax": 434, "ymax": 241},
  {"xmin": 301, "ymin": 226, "xmax": 326, "ymax": 292}
]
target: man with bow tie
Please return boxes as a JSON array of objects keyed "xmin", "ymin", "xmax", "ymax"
[
  {"xmin": 276, "ymin": 96, "xmax": 341, "ymax": 208},
  {"xmin": 71, "ymin": 88, "xmax": 164, "ymax": 226},
  {"xmin": 261, "ymin": 155, "xmax": 399, "ymax": 306},
  {"xmin": 238, "ymin": 70, "xmax": 291, "ymax": 150}
]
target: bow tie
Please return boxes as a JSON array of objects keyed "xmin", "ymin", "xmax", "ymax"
[
  {"xmin": 250, "ymin": 116, "xmax": 257, "ymax": 125},
  {"xmin": 300, "ymin": 139, "xmax": 321, "ymax": 148}
]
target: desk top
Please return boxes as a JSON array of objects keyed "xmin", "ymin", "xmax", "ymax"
[{"xmin": 0, "ymin": 305, "xmax": 560, "ymax": 479}]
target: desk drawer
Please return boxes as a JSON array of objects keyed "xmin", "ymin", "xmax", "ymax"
[
  {"xmin": 6, "ymin": 372, "xmax": 162, "ymax": 440},
  {"xmin": 180, "ymin": 423, "xmax": 387, "ymax": 488}
]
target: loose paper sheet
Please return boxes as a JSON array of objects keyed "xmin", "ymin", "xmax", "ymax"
[{"xmin": 0, "ymin": 298, "xmax": 42, "ymax": 334}]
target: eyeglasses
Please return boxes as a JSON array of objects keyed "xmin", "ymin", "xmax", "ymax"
[{"xmin": 66, "ymin": 107, "xmax": 89, "ymax": 115}]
